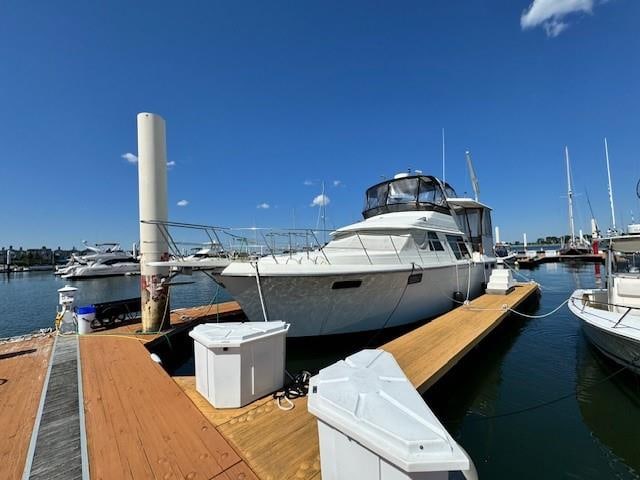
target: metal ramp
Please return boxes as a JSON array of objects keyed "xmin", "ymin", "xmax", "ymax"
[{"xmin": 23, "ymin": 335, "xmax": 89, "ymax": 480}]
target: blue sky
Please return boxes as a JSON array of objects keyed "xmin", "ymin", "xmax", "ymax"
[{"xmin": 1, "ymin": 0, "xmax": 638, "ymax": 248}]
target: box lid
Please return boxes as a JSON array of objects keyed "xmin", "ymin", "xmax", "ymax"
[
  {"xmin": 307, "ymin": 349, "xmax": 469, "ymax": 473},
  {"xmin": 189, "ymin": 321, "xmax": 289, "ymax": 347}
]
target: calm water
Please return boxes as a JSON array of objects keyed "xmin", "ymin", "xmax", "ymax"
[
  {"xmin": 0, "ymin": 271, "xmax": 231, "ymax": 338},
  {"xmin": 1, "ymin": 265, "xmax": 639, "ymax": 478}
]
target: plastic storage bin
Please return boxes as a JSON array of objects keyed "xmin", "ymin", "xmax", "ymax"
[
  {"xmin": 189, "ymin": 321, "xmax": 289, "ymax": 408},
  {"xmin": 308, "ymin": 349, "xmax": 473, "ymax": 480}
]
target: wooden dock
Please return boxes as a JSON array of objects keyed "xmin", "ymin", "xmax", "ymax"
[
  {"xmin": 0, "ymin": 284, "xmax": 539, "ymax": 480},
  {"xmin": 517, "ymin": 253, "xmax": 604, "ymax": 269}
]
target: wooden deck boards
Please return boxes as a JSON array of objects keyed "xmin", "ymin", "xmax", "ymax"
[
  {"xmin": 80, "ymin": 334, "xmax": 257, "ymax": 480},
  {"xmin": 0, "ymin": 335, "xmax": 54, "ymax": 480},
  {"xmin": 175, "ymin": 283, "xmax": 539, "ymax": 480}
]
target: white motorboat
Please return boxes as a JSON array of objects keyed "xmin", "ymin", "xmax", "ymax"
[
  {"xmin": 568, "ymin": 233, "xmax": 640, "ymax": 374},
  {"xmin": 55, "ymin": 242, "xmax": 131, "ymax": 276},
  {"xmin": 220, "ymin": 173, "xmax": 497, "ymax": 337},
  {"xmin": 61, "ymin": 251, "xmax": 140, "ymax": 279}
]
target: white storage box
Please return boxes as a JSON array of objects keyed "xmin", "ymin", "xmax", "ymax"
[
  {"xmin": 189, "ymin": 321, "xmax": 289, "ymax": 408},
  {"xmin": 308, "ymin": 349, "xmax": 472, "ymax": 480}
]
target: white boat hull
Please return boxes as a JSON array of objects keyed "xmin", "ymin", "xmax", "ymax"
[
  {"xmin": 569, "ymin": 290, "xmax": 640, "ymax": 374},
  {"xmin": 220, "ymin": 262, "xmax": 491, "ymax": 337}
]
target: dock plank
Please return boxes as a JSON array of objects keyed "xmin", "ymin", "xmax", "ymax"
[
  {"xmin": 0, "ymin": 335, "xmax": 54, "ymax": 480},
  {"xmin": 80, "ymin": 334, "xmax": 252, "ymax": 480}
]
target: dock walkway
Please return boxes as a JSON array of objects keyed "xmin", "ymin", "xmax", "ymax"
[{"xmin": 24, "ymin": 335, "xmax": 88, "ymax": 480}]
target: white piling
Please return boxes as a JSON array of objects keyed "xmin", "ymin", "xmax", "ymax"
[
  {"xmin": 523, "ymin": 233, "xmax": 527, "ymax": 250},
  {"xmin": 495, "ymin": 226, "xmax": 500, "ymax": 244},
  {"xmin": 137, "ymin": 113, "xmax": 170, "ymax": 333}
]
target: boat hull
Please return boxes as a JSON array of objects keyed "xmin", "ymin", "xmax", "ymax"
[
  {"xmin": 220, "ymin": 262, "xmax": 491, "ymax": 337},
  {"xmin": 568, "ymin": 290, "xmax": 640, "ymax": 374}
]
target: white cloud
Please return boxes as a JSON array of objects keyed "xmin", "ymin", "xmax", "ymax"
[
  {"xmin": 176, "ymin": 200, "xmax": 189, "ymax": 207},
  {"xmin": 521, "ymin": 0, "xmax": 597, "ymax": 37},
  {"xmin": 122, "ymin": 153, "xmax": 176, "ymax": 168},
  {"xmin": 311, "ymin": 194, "xmax": 330, "ymax": 207},
  {"xmin": 121, "ymin": 152, "xmax": 138, "ymax": 164},
  {"xmin": 257, "ymin": 203, "xmax": 270, "ymax": 209},
  {"xmin": 303, "ymin": 180, "xmax": 314, "ymax": 186},
  {"xmin": 332, "ymin": 180, "xmax": 342, "ymax": 187}
]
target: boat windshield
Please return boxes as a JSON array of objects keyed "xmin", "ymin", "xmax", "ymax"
[
  {"xmin": 612, "ymin": 252, "xmax": 640, "ymax": 274},
  {"xmin": 363, "ymin": 176, "xmax": 451, "ymax": 219}
]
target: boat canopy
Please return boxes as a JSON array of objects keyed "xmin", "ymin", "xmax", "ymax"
[
  {"xmin": 362, "ymin": 175, "xmax": 455, "ymax": 219},
  {"xmin": 607, "ymin": 235, "xmax": 640, "ymax": 254}
]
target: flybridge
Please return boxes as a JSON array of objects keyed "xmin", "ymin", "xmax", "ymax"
[{"xmin": 362, "ymin": 174, "xmax": 457, "ymax": 219}]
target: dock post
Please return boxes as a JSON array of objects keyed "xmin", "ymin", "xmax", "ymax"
[{"xmin": 137, "ymin": 113, "xmax": 170, "ymax": 333}]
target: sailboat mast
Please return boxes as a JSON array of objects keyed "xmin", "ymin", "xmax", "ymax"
[
  {"xmin": 565, "ymin": 146, "xmax": 576, "ymax": 244},
  {"xmin": 604, "ymin": 137, "xmax": 616, "ymax": 232}
]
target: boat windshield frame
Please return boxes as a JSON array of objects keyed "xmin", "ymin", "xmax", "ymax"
[{"xmin": 362, "ymin": 175, "xmax": 454, "ymax": 219}]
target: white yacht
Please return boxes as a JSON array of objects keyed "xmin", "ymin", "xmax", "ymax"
[
  {"xmin": 60, "ymin": 243, "xmax": 140, "ymax": 279},
  {"xmin": 568, "ymin": 233, "xmax": 640, "ymax": 374},
  {"xmin": 62, "ymin": 255, "xmax": 139, "ymax": 279},
  {"xmin": 220, "ymin": 173, "xmax": 497, "ymax": 337},
  {"xmin": 55, "ymin": 242, "xmax": 131, "ymax": 276}
]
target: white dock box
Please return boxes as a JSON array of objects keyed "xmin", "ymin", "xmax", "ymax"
[
  {"xmin": 308, "ymin": 349, "xmax": 473, "ymax": 480},
  {"xmin": 189, "ymin": 321, "xmax": 289, "ymax": 408}
]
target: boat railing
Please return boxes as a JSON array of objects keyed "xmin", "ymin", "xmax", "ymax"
[{"xmin": 141, "ymin": 220, "xmax": 434, "ymax": 267}]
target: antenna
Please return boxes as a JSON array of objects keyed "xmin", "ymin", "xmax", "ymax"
[
  {"xmin": 465, "ymin": 150, "xmax": 480, "ymax": 201},
  {"xmin": 565, "ymin": 146, "xmax": 576, "ymax": 245},
  {"xmin": 441, "ymin": 128, "xmax": 446, "ymax": 184},
  {"xmin": 604, "ymin": 137, "xmax": 616, "ymax": 231}
]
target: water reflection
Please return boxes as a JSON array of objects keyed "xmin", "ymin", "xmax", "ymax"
[{"xmin": 576, "ymin": 335, "xmax": 640, "ymax": 476}]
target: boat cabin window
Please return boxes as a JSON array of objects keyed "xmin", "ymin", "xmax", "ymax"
[
  {"xmin": 363, "ymin": 176, "xmax": 449, "ymax": 218},
  {"xmin": 446, "ymin": 235, "xmax": 471, "ymax": 260},
  {"xmin": 612, "ymin": 253, "xmax": 640, "ymax": 274},
  {"xmin": 444, "ymin": 184, "xmax": 457, "ymax": 199},
  {"xmin": 428, "ymin": 232, "xmax": 444, "ymax": 251}
]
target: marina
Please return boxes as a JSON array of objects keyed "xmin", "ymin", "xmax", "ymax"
[
  {"xmin": 2, "ymin": 2, "xmax": 640, "ymax": 479},
  {"xmin": 1, "ymin": 281, "xmax": 538, "ymax": 480}
]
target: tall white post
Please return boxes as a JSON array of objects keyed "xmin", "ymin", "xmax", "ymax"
[
  {"xmin": 604, "ymin": 138, "xmax": 616, "ymax": 232},
  {"xmin": 495, "ymin": 226, "xmax": 501, "ymax": 244},
  {"xmin": 523, "ymin": 233, "xmax": 527, "ymax": 250},
  {"xmin": 137, "ymin": 113, "xmax": 170, "ymax": 332}
]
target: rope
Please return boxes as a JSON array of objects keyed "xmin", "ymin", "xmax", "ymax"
[
  {"xmin": 253, "ymin": 262, "xmax": 269, "ymax": 322},
  {"xmin": 363, "ymin": 263, "xmax": 416, "ymax": 347},
  {"xmin": 273, "ymin": 370, "xmax": 311, "ymax": 411},
  {"xmin": 465, "ymin": 260, "xmax": 472, "ymax": 303}
]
